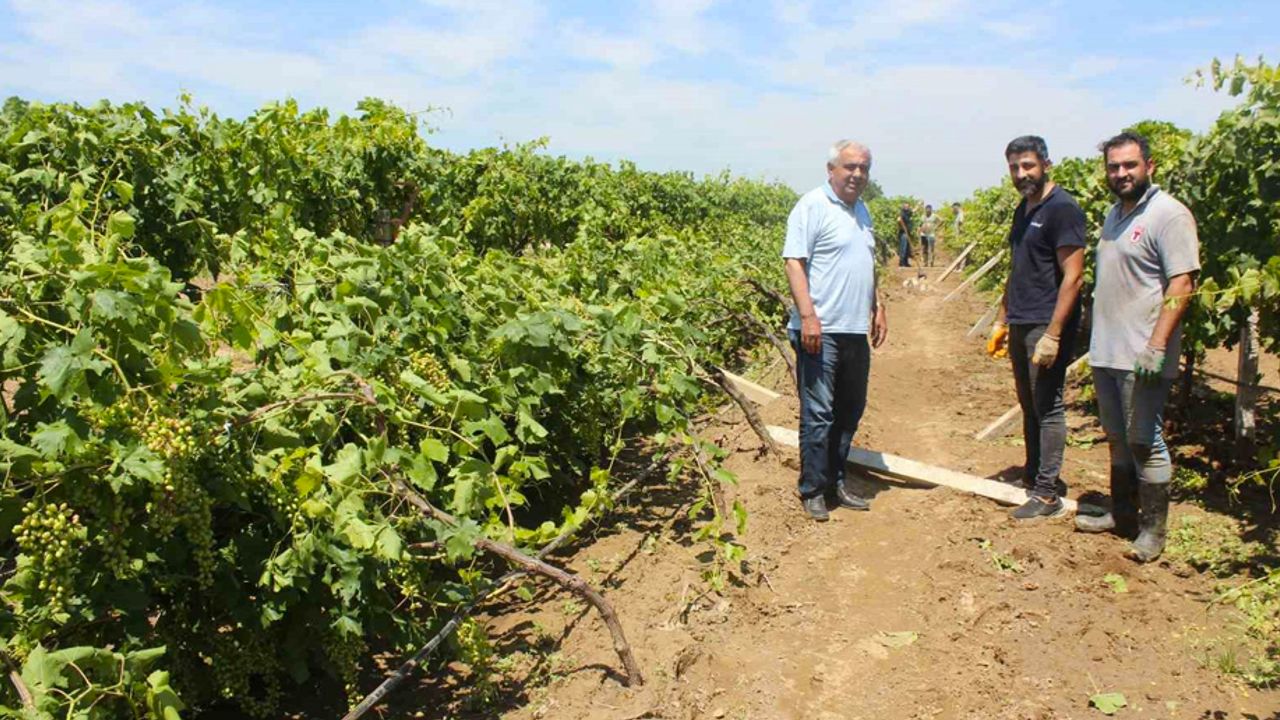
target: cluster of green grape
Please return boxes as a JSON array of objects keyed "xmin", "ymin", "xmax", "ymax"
[
  {"xmin": 389, "ymin": 560, "xmax": 427, "ymax": 613},
  {"xmin": 87, "ymin": 400, "xmax": 133, "ymax": 433},
  {"xmin": 15, "ymin": 502, "xmax": 85, "ymax": 615},
  {"xmin": 100, "ymin": 498, "xmax": 133, "ymax": 578},
  {"xmin": 138, "ymin": 413, "xmax": 215, "ymax": 586},
  {"xmin": 409, "ymin": 350, "xmax": 450, "ymax": 389},
  {"xmin": 209, "ymin": 631, "xmax": 283, "ymax": 718},
  {"xmin": 324, "ymin": 627, "xmax": 367, "ymax": 704},
  {"xmin": 137, "ymin": 415, "xmax": 198, "ymax": 461}
]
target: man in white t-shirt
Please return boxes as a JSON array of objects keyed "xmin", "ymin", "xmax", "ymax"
[
  {"xmin": 782, "ymin": 140, "xmax": 889, "ymax": 521},
  {"xmin": 1076, "ymin": 131, "xmax": 1200, "ymax": 563}
]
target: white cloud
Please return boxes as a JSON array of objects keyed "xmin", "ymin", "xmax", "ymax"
[
  {"xmin": 1067, "ymin": 56, "xmax": 1121, "ymax": 81},
  {"xmin": 559, "ymin": 20, "xmax": 660, "ymax": 70},
  {"xmin": 0, "ymin": 0, "xmax": 1251, "ymax": 204},
  {"xmin": 1148, "ymin": 16, "xmax": 1221, "ymax": 34},
  {"xmin": 979, "ymin": 19, "xmax": 1040, "ymax": 40}
]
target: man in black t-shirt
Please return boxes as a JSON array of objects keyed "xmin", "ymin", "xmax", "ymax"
[
  {"xmin": 897, "ymin": 203, "xmax": 914, "ymax": 267},
  {"xmin": 986, "ymin": 135, "xmax": 1086, "ymax": 520}
]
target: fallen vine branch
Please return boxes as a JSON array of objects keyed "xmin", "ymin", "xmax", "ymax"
[
  {"xmin": 711, "ymin": 299, "xmax": 794, "ymax": 382},
  {"xmin": 390, "ymin": 480, "xmax": 642, "ymax": 684},
  {"xmin": 709, "ymin": 368, "xmax": 781, "ymax": 458},
  {"xmin": 231, "ymin": 376, "xmax": 377, "ymax": 428},
  {"xmin": 8, "ymin": 670, "xmax": 32, "ymax": 710},
  {"xmin": 740, "ymin": 277, "xmax": 792, "ymax": 313},
  {"xmin": 341, "ymin": 456, "xmax": 670, "ymax": 720}
]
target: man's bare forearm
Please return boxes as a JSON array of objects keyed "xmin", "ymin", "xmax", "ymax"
[
  {"xmin": 784, "ymin": 258, "xmax": 816, "ymax": 319},
  {"xmin": 1045, "ymin": 247, "xmax": 1084, "ymax": 338},
  {"xmin": 1149, "ymin": 273, "xmax": 1196, "ymax": 349}
]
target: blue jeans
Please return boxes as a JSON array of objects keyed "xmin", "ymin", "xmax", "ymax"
[
  {"xmin": 1092, "ymin": 367, "xmax": 1173, "ymax": 486},
  {"xmin": 790, "ymin": 332, "xmax": 871, "ymax": 499},
  {"xmin": 897, "ymin": 233, "xmax": 911, "ymax": 266}
]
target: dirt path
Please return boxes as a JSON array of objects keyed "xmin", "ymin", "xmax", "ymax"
[{"xmin": 400, "ymin": 264, "xmax": 1279, "ymax": 720}]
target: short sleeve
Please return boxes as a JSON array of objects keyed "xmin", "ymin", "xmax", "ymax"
[
  {"xmin": 781, "ymin": 200, "xmax": 813, "ymax": 259},
  {"xmin": 1053, "ymin": 204, "xmax": 1087, "ymax": 249},
  {"xmin": 1156, "ymin": 212, "xmax": 1201, "ymax": 279}
]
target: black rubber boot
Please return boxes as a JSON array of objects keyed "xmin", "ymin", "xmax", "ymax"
[
  {"xmin": 1126, "ymin": 482, "xmax": 1169, "ymax": 563},
  {"xmin": 1075, "ymin": 464, "xmax": 1138, "ymax": 537}
]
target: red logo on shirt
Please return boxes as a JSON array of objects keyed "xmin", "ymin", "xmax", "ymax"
[{"xmin": 1130, "ymin": 225, "xmax": 1146, "ymax": 243}]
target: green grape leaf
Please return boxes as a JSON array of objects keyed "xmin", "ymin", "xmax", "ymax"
[{"xmin": 1090, "ymin": 692, "xmax": 1127, "ymax": 715}]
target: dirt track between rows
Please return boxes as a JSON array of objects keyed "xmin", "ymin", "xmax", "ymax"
[{"xmin": 399, "ymin": 262, "xmax": 1280, "ymax": 720}]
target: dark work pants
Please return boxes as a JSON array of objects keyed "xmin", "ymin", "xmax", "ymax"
[
  {"xmin": 1009, "ymin": 322, "xmax": 1077, "ymax": 499},
  {"xmin": 790, "ymin": 332, "xmax": 871, "ymax": 500}
]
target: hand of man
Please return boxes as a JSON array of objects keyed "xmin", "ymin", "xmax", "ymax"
[
  {"xmin": 871, "ymin": 306, "xmax": 888, "ymax": 348},
  {"xmin": 800, "ymin": 313, "xmax": 822, "ymax": 355},
  {"xmin": 986, "ymin": 322, "xmax": 1009, "ymax": 359},
  {"xmin": 1031, "ymin": 332, "xmax": 1060, "ymax": 367},
  {"xmin": 1134, "ymin": 346, "xmax": 1165, "ymax": 382}
]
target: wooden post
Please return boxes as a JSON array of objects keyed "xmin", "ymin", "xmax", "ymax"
[
  {"xmin": 944, "ymin": 250, "xmax": 1006, "ymax": 302},
  {"xmin": 974, "ymin": 355, "xmax": 1090, "ymax": 440},
  {"xmin": 967, "ymin": 301, "xmax": 1000, "ymax": 338},
  {"xmin": 936, "ymin": 242, "xmax": 977, "ymax": 283},
  {"xmin": 766, "ymin": 425, "xmax": 1077, "ymax": 512},
  {"xmin": 1235, "ymin": 308, "xmax": 1260, "ymax": 457}
]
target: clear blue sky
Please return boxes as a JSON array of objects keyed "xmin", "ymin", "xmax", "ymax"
[{"xmin": 2, "ymin": 0, "xmax": 1277, "ymax": 201}]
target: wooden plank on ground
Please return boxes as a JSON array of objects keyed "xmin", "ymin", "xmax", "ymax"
[
  {"xmin": 936, "ymin": 242, "xmax": 976, "ymax": 283},
  {"xmin": 717, "ymin": 368, "xmax": 781, "ymax": 404},
  {"xmin": 766, "ymin": 425, "xmax": 1077, "ymax": 512},
  {"xmin": 943, "ymin": 249, "xmax": 1006, "ymax": 302},
  {"xmin": 973, "ymin": 355, "xmax": 1090, "ymax": 440},
  {"xmin": 967, "ymin": 301, "xmax": 999, "ymax": 338}
]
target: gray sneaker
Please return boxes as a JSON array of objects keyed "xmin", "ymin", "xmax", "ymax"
[{"xmin": 1010, "ymin": 495, "xmax": 1065, "ymax": 520}]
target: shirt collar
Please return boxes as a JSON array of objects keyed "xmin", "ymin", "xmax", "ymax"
[
  {"xmin": 1117, "ymin": 184, "xmax": 1162, "ymax": 221},
  {"xmin": 823, "ymin": 181, "xmax": 854, "ymax": 209}
]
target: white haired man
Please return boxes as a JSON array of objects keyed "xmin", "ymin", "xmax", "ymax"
[{"xmin": 782, "ymin": 140, "xmax": 889, "ymax": 521}]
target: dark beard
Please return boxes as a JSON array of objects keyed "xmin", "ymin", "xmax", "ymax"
[
  {"xmin": 1111, "ymin": 176, "xmax": 1151, "ymax": 202},
  {"xmin": 1016, "ymin": 175, "xmax": 1046, "ymax": 197}
]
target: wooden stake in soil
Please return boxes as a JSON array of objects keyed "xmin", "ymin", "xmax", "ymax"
[
  {"xmin": 716, "ymin": 368, "xmax": 782, "ymax": 405},
  {"xmin": 1235, "ymin": 307, "xmax": 1261, "ymax": 457},
  {"xmin": 943, "ymin": 250, "xmax": 1006, "ymax": 302},
  {"xmin": 966, "ymin": 300, "xmax": 1000, "ymax": 338},
  {"xmin": 936, "ymin": 241, "xmax": 977, "ymax": 283},
  {"xmin": 974, "ymin": 355, "xmax": 1090, "ymax": 441},
  {"xmin": 765, "ymin": 425, "xmax": 1077, "ymax": 512}
]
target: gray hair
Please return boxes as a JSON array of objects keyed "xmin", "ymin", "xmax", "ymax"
[{"xmin": 827, "ymin": 139, "xmax": 871, "ymax": 166}]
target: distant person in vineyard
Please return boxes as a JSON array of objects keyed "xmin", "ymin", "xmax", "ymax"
[
  {"xmin": 782, "ymin": 139, "xmax": 889, "ymax": 522},
  {"xmin": 919, "ymin": 204, "xmax": 938, "ymax": 267},
  {"xmin": 952, "ymin": 202, "xmax": 966, "ymax": 270},
  {"xmin": 897, "ymin": 202, "xmax": 915, "ymax": 267},
  {"xmin": 1075, "ymin": 131, "xmax": 1199, "ymax": 563},
  {"xmin": 986, "ymin": 135, "xmax": 1086, "ymax": 520}
]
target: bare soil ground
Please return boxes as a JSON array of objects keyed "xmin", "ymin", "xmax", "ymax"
[{"xmin": 382, "ymin": 262, "xmax": 1280, "ymax": 720}]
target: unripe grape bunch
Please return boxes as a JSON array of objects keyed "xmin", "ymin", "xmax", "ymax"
[{"xmin": 15, "ymin": 502, "xmax": 86, "ymax": 615}]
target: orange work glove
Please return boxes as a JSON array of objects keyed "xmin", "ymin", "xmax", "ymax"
[{"xmin": 986, "ymin": 322, "xmax": 1009, "ymax": 359}]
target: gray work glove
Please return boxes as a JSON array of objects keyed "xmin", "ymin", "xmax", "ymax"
[
  {"xmin": 1133, "ymin": 346, "xmax": 1166, "ymax": 382},
  {"xmin": 1031, "ymin": 333, "xmax": 1060, "ymax": 367}
]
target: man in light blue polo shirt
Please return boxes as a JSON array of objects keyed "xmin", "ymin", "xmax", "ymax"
[{"xmin": 782, "ymin": 140, "xmax": 888, "ymax": 522}]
